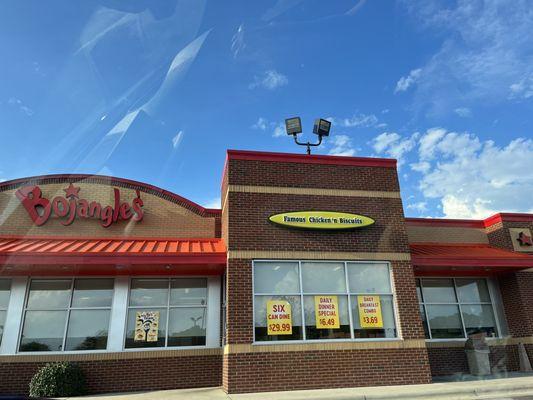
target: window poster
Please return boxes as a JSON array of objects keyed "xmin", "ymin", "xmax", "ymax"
[
  {"xmin": 267, "ymin": 300, "xmax": 292, "ymax": 335},
  {"xmin": 357, "ymin": 295, "xmax": 383, "ymax": 328},
  {"xmin": 135, "ymin": 311, "xmax": 160, "ymax": 342},
  {"xmin": 314, "ymin": 295, "xmax": 340, "ymax": 329}
]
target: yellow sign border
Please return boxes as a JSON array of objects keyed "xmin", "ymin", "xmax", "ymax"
[{"xmin": 269, "ymin": 211, "xmax": 375, "ymax": 230}]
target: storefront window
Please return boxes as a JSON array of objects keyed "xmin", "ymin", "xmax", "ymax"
[
  {"xmin": 125, "ymin": 278, "xmax": 207, "ymax": 348},
  {"xmin": 253, "ymin": 260, "xmax": 396, "ymax": 342},
  {"xmin": 417, "ymin": 278, "xmax": 498, "ymax": 339},
  {"xmin": 0, "ymin": 279, "xmax": 11, "ymax": 346},
  {"xmin": 19, "ymin": 279, "xmax": 113, "ymax": 352}
]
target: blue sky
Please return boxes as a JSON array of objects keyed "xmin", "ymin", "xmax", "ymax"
[{"xmin": 0, "ymin": 0, "xmax": 532, "ymax": 218}]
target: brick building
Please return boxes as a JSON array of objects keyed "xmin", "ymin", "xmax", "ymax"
[{"xmin": 0, "ymin": 149, "xmax": 532, "ymax": 395}]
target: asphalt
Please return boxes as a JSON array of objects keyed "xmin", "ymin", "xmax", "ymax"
[{"xmin": 57, "ymin": 375, "xmax": 533, "ymax": 400}]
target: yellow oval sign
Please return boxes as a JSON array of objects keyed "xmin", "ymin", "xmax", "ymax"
[{"xmin": 269, "ymin": 211, "xmax": 375, "ymax": 230}]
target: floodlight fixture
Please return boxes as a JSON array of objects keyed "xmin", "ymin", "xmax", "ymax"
[
  {"xmin": 313, "ymin": 118, "xmax": 331, "ymax": 137},
  {"xmin": 285, "ymin": 116, "xmax": 331, "ymax": 155},
  {"xmin": 285, "ymin": 117, "xmax": 302, "ymax": 135}
]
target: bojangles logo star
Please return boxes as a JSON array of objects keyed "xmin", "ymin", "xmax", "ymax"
[
  {"xmin": 63, "ymin": 183, "xmax": 80, "ymax": 199},
  {"xmin": 517, "ymin": 231, "xmax": 533, "ymax": 246}
]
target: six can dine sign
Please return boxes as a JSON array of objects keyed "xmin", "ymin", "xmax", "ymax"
[{"xmin": 266, "ymin": 300, "xmax": 292, "ymax": 335}]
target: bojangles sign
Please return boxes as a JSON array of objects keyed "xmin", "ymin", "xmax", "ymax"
[{"xmin": 15, "ymin": 184, "xmax": 144, "ymax": 228}]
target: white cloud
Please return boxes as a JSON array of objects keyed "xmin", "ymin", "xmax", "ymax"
[
  {"xmin": 454, "ymin": 107, "xmax": 471, "ymax": 117},
  {"xmin": 401, "ymin": 0, "xmax": 533, "ymax": 114},
  {"xmin": 410, "ymin": 161, "xmax": 431, "ymax": 173},
  {"xmin": 509, "ymin": 75, "xmax": 533, "ymax": 99},
  {"xmin": 415, "ymin": 129, "xmax": 533, "ymax": 218},
  {"xmin": 273, "ymin": 123, "xmax": 285, "ymax": 137},
  {"xmin": 418, "ymin": 127, "xmax": 446, "ymax": 160},
  {"xmin": 202, "ymin": 197, "xmax": 221, "ymax": 209},
  {"xmin": 340, "ymin": 113, "xmax": 384, "ymax": 129},
  {"xmin": 394, "ymin": 68, "xmax": 422, "ymax": 93},
  {"xmin": 251, "ymin": 117, "xmax": 268, "ymax": 131},
  {"xmin": 8, "ymin": 97, "xmax": 34, "ymax": 116},
  {"xmin": 249, "ymin": 70, "xmax": 288, "ymax": 90},
  {"xmin": 371, "ymin": 132, "xmax": 418, "ymax": 166},
  {"xmin": 373, "ymin": 126, "xmax": 533, "ymax": 218},
  {"xmin": 328, "ymin": 134, "xmax": 357, "ymax": 157},
  {"xmin": 171, "ymin": 130, "xmax": 184, "ymax": 149},
  {"xmin": 407, "ymin": 201, "xmax": 428, "ymax": 213},
  {"xmin": 252, "ymin": 117, "xmax": 285, "ymax": 138}
]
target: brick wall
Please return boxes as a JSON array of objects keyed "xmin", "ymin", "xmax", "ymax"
[
  {"xmin": 427, "ymin": 345, "xmax": 519, "ymax": 376},
  {"xmin": 499, "ymin": 271, "xmax": 533, "ymax": 337},
  {"xmin": 224, "ymin": 348, "xmax": 431, "ymax": 394},
  {"xmin": 0, "ymin": 355, "xmax": 222, "ymax": 396},
  {"xmin": 222, "ymin": 152, "xmax": 431, "ymax": 393}
]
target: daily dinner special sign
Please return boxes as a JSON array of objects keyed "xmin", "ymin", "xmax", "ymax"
[{"xmin": 314, "ymin": 295, "xmax": 340, "ymax": 329}]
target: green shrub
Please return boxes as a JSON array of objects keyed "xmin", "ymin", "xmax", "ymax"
[{"xmin": 29, "ymin": 362, "xmax": 86, "ymax": 398}]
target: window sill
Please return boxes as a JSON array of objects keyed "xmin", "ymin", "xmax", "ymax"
[{"xmin": 0, "ymin": 346, "xmax": 223, "ymax": 362}]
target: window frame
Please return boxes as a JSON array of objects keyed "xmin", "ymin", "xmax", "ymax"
[
  {"xmin": 123, "ymin": 276, "xmax": 209, "ymax": 351},
  {"xmin": 0, "ymin": 279, "xmax": 12, "ymax": 346},
  {"xmin": 17, "ymin": 277, "xmax": 115, "ymax": 354},
  {"xmin": 252, "ymin": 259, "xmax": 400, "ymax": 344},
  {"xmin": 418, "ymin": 276, "xmax": 502, "ymax": 341}
]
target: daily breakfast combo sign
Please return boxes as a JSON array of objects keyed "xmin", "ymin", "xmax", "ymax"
[
  {"xmin": 315, "ymin": 295, "xmax": 340, "ymax": 329},
  {"xmin": 269, "ymin": 211, "xmax": 374, "ymax": 230},
  {"xmin": 357, "ymin": 295, "xmax": 383, "ymax": 328},
  {"xmin": 267, "ymin": 300, "xmax": 292, "ymax": 335}
]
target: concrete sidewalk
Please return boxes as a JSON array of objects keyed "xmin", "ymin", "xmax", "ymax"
[{"xmin": 63, "ymin": 376, "xmax": 533, "ymax": 400}]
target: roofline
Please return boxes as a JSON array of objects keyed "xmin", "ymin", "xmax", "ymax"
[
  {"xmin": 225, "ymin": 149, "xmax": 398, "ymax": 168},
  {"xmin": 0, "ymin": 174, "xmax": 221, "ymax": 217},
  {"xmin": 406, "ymin": 212, "xmax": 533, "ymax": 229}
]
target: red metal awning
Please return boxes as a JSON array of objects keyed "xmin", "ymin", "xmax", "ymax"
[
  {"xmin": 411, "ymin": 243, "xmax": 533, "ymax": 275},
  {"xmin": 0, "ymin": 236, "xmax": 226, "ymax": 276}
]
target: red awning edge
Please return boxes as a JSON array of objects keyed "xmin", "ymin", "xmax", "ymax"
[{"xmin": 410, "ymin": 243, "xmax": 533, "ymax": 274}]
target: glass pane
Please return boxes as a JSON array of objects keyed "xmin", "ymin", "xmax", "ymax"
[
  {"xmin": 27, "ymin": 280, "xmax": 71, "ymax": 309},
  {"xmin": 65, "ymin": 310, "xmax": 110, "ymax": 350},
  {"xmin": 254, "ymin": 262, "xmax": 299, "ymax": 294},
  {"xmin": 19, "ymin": 310, "xmax": 67, "ymax": 352},
  {"xmin": 462, "ymin": 304, "xmax": 498, "ymax": 337},
  {"xmin": 129, "ymin": 279, "xmax": 168, "ymax": 307},
  {"xmin": 72, "ymin": 279, "xmax": 114, "ymax": 308},
  {"xmin": 420, "ymin": 305, "xmax": 430, "ymax": 339},
  {"xmin": 347, "ymin": 263, "xmax": 391, "ymax": 293},
  {"xmin": 167, "ymin": 308, "xmax": 206, "ymax": 346},
  {"xmin": 416, "ymin": 279, "xmax": 423, "ymax": 303},
  {"xmin": 301, "ymin": 262, "xmax": 346, "ymax": 293},
  {"xmin": 254, "ymin": 295, "xmax": 302, "ymax": 341},
  {"xmin": 352, "ymin": 295, "xmax": 397, "ymax": 338},
  {"xmin": 421, "ymin": 279, "xmax": 457, "ymax": 303},
  {"xmin": 304, "ymin": 295, "xmax": 350, "ymax": 340},
  {"xmin": 456, "ymin": 279, "xmax": 491, "ymax": 303},
  {"xmin": 0, "ymin": 279, "xmax": 11, "ymax": 308},
  {"xmin": 0, "ymin": 310, "xmax": 6, "ymax": 346},
  {"xmin": 426, "ymin": 305, "xmax": 464, "ymax": 338},
  {"xmin": 125, "ymin": 308, "xmax": 167, "ymax": 348},
  {"xmin": 170, "ymin": 278, "xmax": 207, "ymax": 306}
]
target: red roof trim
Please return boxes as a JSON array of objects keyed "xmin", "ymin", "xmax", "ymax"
[
  {"xmin": 406, "ymin": 212, "xmax": 533, "ymax": 229},
  {"xmin": 0, "ymin": 237, "xmax": 227, "ymax": 266},
  {"xmin": 410, "ymin": 243, "xmax": 533, "ymax": 269},
  {"xmin": 226, "ymin": 149, "xmax": 397, "ymax": 168},
  {"xmin": 483, "ymin": 213, "xmax": 533, "ymax": 228},
  {"xmin": 405, "ymin": 218, "xmax": 484, "ymax": 228},
  {"xmin": 0, "ymin": 174, "xmax": 221, "ymax": 217}
]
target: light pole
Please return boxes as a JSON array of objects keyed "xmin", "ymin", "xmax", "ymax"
[{"xmin": 285, "ymin": 117, "xmax": 331, "ymax": 155}]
